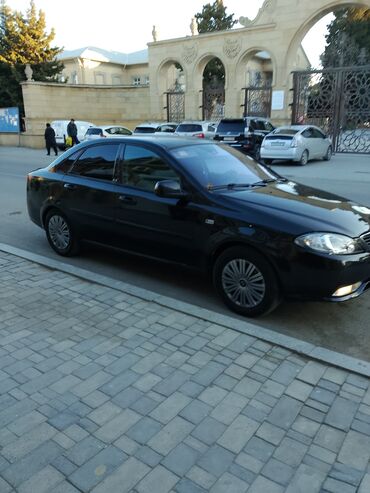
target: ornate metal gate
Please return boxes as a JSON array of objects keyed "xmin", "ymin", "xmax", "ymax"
[
  {"xmin": 164, "ymin": 92, "xmax": 185, "ymax": 122},
  {"xmin": 202, "ymin": 88, "xmax": 225, "ymax": 121},
  {"xmin": 292, "ymin": 66, "xmax": 370, "ymax": 154},
  {"xmin": 242, "ymin": 85, "xmax": 272, "ymax": 118}
]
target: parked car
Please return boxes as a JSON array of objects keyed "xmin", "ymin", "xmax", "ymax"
[
  {"xmin": 27, "ymin": 137, "xmax": 370, "ymax": 317},
  {"xmin": 174, "ymin": 121, "xmax": 217, "ymax": 139},
  {"xmin": 154, "ymin": 123, "xmax": 178, "ymax": 134},
  {"xmin": 214, "ymin": 117, "xmax": 275, "ymax": 160},
  {"xmin": 51, "ymin": 120, "xmax": 95, "ymax": 149},
  {"xmin": 261, "ymin": 125, "xmax": 332, "ymax": 165},
  {"xmin": 84, "ymin": 125, "xmax": 132, "ymax": 141},
  {"xmin": 133, "ymin": 122, "xmax": 163, "ymax": 134}
]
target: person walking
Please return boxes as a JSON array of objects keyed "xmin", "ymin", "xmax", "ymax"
[
  {"xmin": 67, "ymin": 118, "xmax": 79, "ymax": 146},
  {"xmin": 44, "ymin": 123, "xmax": 58, "ymax": 156}
]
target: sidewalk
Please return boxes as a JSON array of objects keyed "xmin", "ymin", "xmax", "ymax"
[{"xmin": 0, "ymin": 247, "xmax": 370, "ymax": 493}]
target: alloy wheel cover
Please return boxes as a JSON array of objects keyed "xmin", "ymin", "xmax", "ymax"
[
  {"xmin": 48, "ymin": 215, "xmax": 71, "ymax": 250},
  {"xmin": 222, "ymin": 258, "xmax": 266, "ymax": 308}
]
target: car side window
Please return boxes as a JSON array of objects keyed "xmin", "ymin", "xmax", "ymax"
[
  {"xmin": 264, "ymin": 122, "xmax": 274, "ymax": 132},
  {"xmin": 69, "ymin": 144, "xmax": 119, "ymax": 181},
  {"xmin": 312, "ymin": 128, "xmax": 325, "ymax": 138},
  {"xmin": 116, "ymin": 127, "xmax": 131, "ymax": 135},
  {"xmin": 121, "ymin": 145, "xmax": 179, "ymax": 192},
  {"xmin": 254, "ymin": 120, "xmax": 265, "ymax": 131},
  {"xmin": 302, "ymin": 128, "xmax": 313, "ymax": 138},
  {"xmin": 249, "ymin": 120, "xmax": 257, "ymax": 131},
  {"xmin": 54, "ymin": 150, "xmax": 82, "ymax": 174}
]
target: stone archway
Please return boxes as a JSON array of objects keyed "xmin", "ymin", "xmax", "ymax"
[
  {"xmin": 201, "ymin": 57, "xmax": 226, "ymax": 120},
  {"xmin": 285, "ymin": 0, "xmax": 370, "ymax": 70},
  {"xmin": 155, "ymin": 59, "xmax": 186, "ymax": 122},
  {"xmin": 234, "ymin": 48, "xmax": 277, "ymax": 118}
]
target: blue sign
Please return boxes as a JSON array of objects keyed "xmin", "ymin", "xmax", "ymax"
[{"xmin": 0, "ymin": 107, "xmax": 20, "ymax": 133}]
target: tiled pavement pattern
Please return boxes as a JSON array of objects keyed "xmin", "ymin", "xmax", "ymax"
[{"xmin": 1, "ymin": 251, "xmax": 370, "ymax": 493}]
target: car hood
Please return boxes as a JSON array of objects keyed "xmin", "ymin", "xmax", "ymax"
[{"xmin": 218, "ymin": 180, "xmax": 370, "ymax": 237}]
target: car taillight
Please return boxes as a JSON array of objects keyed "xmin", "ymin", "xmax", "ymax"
[
  {"xmin": 193, "ymin": 133, "xmax": 205, "ymax": 138},
  {"xmin": 290, "ymin": 138, "xmax": 298, "ymax": 148}
]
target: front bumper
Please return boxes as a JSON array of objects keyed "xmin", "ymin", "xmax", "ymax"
[{"xmin": 275, "ymin": 248, "xmax": 370, "ymax": 302}]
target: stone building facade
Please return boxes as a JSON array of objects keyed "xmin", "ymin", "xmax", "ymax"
[{"xmin": 2, "ymin": 0, "xmax": 368, "ymax": 148}]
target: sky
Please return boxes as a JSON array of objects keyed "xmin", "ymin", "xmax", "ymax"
[{"xmin": 9, "ymin": 0, "xmax": 333, "ymax": 68}]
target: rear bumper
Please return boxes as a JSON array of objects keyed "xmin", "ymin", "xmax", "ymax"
[{"xmin": 261, "ymin": 147, "xmax": 301, "ymax": 161}]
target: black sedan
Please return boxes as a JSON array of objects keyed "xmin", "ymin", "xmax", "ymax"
[{"xmin": 27, "ymin": 137, "xmax": 370, "ymax": 317}]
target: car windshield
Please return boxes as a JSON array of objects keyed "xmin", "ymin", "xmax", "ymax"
[
  {"xmin": 134, "ymin": 127, "xmax": 156, "ymax": 134},
  {"xmin": 216, "ymin": 120, "xmax": 245, "ymax": 133},
  {"xmin": 170, "ymin": 144, "xmax": 279, "ymax": 189},
  {"xmin": 86, "ymin": 128, "xmax": 102, "ymax": 135},
  {"xmin": 273, "ymin": 128, "xmax": 299, "ymax": 135},
  {"xmin": 176, "ymin": 124, "xmax": 203, "ymax": 133}
]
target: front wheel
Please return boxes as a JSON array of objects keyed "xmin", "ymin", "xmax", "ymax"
[
  {"xmin": 213, "ymin": 247, "xmax": 281, "ymax": 317},
  {"xmin": 45, "ymin": 210, "xmax": 80, "ymax": 256},
  {"xmin": 323, "ymin": 145, "xmax": 332, "ymax": 161}
]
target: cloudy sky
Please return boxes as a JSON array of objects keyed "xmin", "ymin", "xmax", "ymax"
[{"xmin": 9, "ymin": 0, "xmax": 332, "ymax": 67}]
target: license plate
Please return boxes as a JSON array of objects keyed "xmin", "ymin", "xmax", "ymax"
[
  {"xmin": 271, "ymin": 141, "xmax": 285, "ymax": 146},
  {"xmin": 224, "ymin": 137, "xmax": 235, "ymax": 141}
]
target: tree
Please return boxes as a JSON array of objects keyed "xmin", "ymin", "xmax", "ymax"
[
  {"xmin": 321, "ymin": 7, "xmax": 370, "ymax": 67},
  {"xmin": 195, "ymin": 0, "xmax": 237, "ymax": 34},
  {"xmin": 0, "ymin": 1, "xmax": 64, "ymax": 111}
]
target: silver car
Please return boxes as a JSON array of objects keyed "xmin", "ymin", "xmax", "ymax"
[
  {"xmin": 174, "ymin": 121, "xmax": 217, "ymax": 140},
  {"xmin": 261, "ymin": 125, "xmax": 332, "ymax": 165}
]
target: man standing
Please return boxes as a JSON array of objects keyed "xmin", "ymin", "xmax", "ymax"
[
  {"xmin": 67, "ymin": 118, "xmax": 79, "ymax": 146},
  {"xmin": 44, "ymin": 123, "xmax": 58, "ymax": 156}
]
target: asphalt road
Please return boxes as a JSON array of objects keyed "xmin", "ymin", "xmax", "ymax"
[{"xmin": 1, "ymin": 146, "xmax": 370, "ymax": 360}]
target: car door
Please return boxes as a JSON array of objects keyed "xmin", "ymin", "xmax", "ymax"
[
  {"xmin": 311, "ymin": 128, "xmax": 329, "ymax": 157},
  {"xmin": 61, "ymin": 143, "xmax": 121, "ymax": 245},
  {"xmin": 301, "ymin": 127, "xmax": 317, "ymax": 158},
  {"xmin": 114, "ymin": 143, "xmax": 201, "ymax": 266}
]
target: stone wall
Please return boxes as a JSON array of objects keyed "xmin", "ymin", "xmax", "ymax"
[{"xmin": 15, "ymin": 81, "xmax": 152, "ymax": 148}]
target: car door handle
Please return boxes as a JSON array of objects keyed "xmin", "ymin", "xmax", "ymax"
[
  {"xmin": 63, "ymin": 183, "xmax": 77, "ymax": 190},
  {"xmin": 118, "ymin": 195, "xmax": 137, "ymax": 205}
]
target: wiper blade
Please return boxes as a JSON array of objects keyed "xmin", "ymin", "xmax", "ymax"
[{"xmin": 207, "ymin": 183, "xmax": 259, "ymax": 191}]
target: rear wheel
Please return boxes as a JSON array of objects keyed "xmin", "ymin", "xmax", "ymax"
[
  {"xmin": 323, "ymin": 145, "xmax": 332, "ymax": 161},
  {"xmin": 213, "ymin": 246, "xmax": 281, "ymax": 317},
  {"xmin": 45, "ymin": 210, "xmax": 80, "ymax": 256},
  {"xmin": 254, "ymin": 146, "xmax": 261, "ymax": 161},
  {"xmin": 299, "ymin": 150, "xmax": 309, "ymax": 166}
]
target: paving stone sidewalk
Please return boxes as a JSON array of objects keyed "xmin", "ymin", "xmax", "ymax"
[{"xmin": 0, "ymin": 250, "xmax": 370, "ymax": 493}]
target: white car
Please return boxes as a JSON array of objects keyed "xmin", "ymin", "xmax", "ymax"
[
  {"xmin": 154, "ymin": 123, "xmax": 178, "ymax": 134},
  {"xmin": 133, "ymin": 122, "xmax": 164, "ymax": 134},
  {"xmin": 51, "ymin": 120, "xmax": 95, "ymax": 148},
  {"xmin": 84, "ymin": 125, "xmax": 132, "ymax": 140},
  {"xmin": 261, "ymin": 125, "xmax": 332, "ymax": 165},
  {"xmin": 174, "ymin": 121, "xmax": 217, "ymax": 139}
]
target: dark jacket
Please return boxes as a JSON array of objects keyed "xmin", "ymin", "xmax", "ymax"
[
  {"xmin": 44, "ymin": 126, "xmax": 56, "ymax": 145},
  {"xmin": 67, "ymin": 121, "xmax": 77, "ymax": 137}
]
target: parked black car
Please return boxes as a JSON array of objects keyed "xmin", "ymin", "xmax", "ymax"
[
  {"xmin": 27, "ymin": 137, "xmax": 370, "ymax": 317},
  {"xmin": 214, "ymin": 117, "xmax": 275, "ymax": 160}
]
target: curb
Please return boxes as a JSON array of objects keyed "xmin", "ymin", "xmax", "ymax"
[{"xmin": 1, "ymin": 242, "xmax": 370, "ymax": 378}]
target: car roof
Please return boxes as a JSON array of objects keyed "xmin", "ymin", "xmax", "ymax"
[
  {"xmin": 275, "ymin": 125, "xmax": 323, "ymax": 132},
  {"xmin": 71, "ymin": 135, "xmax": 215, "ymax": 151}
]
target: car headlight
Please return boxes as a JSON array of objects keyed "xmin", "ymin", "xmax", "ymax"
[{"xmin": 294, "ymin": 233, "xmax": 356, "ymax": 255}]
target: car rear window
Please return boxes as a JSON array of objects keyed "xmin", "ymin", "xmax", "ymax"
[
  {"xmin": 176, "ymin": 124, "xmax": 203, "ymax": 133},
  {"xmin": 216, "ymin": 120, "xmax": 245, "ymax": 133},
  {"xmin": 134, "ymin": 127, "xmax": 156, "ymax": 134},
  {"xmin": 86, "ymin": 128, "xmax": 102, "ymax": 135},
  {"xmin": 273, "ymin": 128, "xmax": 299, "ymax": 135}
]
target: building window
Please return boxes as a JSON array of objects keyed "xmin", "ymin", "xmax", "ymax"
[
  {"xmin": 132, "ymin": 76, "xmax": 141, "ymax": 86},
  {"xmin": 95, "ymin": 72, "xmax": 105, "ymax": 85},
  {"xmin": 144, "ymin": 75, "xmax": 150, "ymax": 85},
  {"xmin": 112, "ymin": 75, "xmax": 121, "ymax": 85},
  {"xmin": 71, "ymin": 71, "xmax": 78, "ymax": 84}
]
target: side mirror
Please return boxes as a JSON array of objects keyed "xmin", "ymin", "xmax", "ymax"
[{"xmin": 154, "ymin": 180, "xmax": 189, "ymax": 200}]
